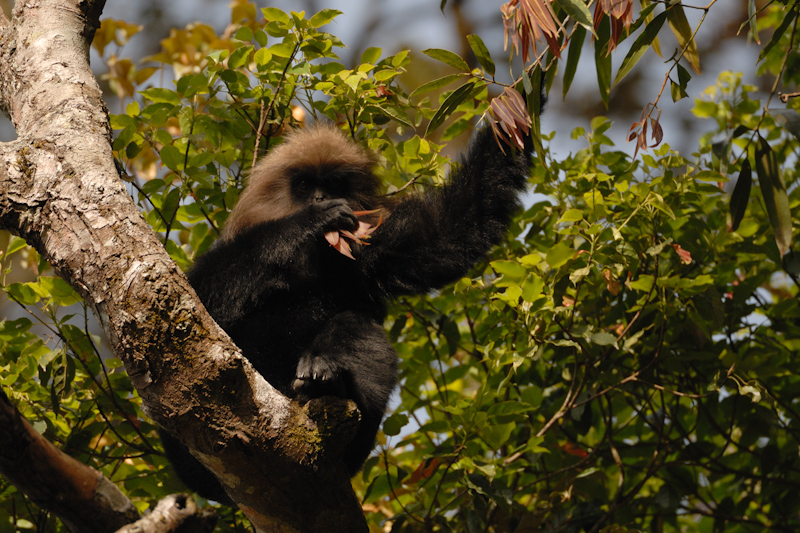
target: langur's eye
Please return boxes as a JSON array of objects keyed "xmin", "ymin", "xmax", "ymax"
[
  {"xmin": 325, "ymin": 174, "xmax": 352, "ymax": 197},
  {"xmin": 291, "ymin": 175, "xmax": 315, "ymax": 198}
]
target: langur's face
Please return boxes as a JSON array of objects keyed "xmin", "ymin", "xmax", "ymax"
[
  {"xmin": 289, "ymin": 165, "xmax": 355, "ymax": 205},
  {"xmin": 220, "ymin": 126, "xmax": 388, "ymax": 241}
]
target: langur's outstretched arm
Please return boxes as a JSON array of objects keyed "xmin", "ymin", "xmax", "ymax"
[{"xmin": 362, "ymin": 127, "xmax": 531, "ymax": 296}]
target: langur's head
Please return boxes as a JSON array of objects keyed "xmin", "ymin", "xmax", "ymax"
[{"xmin": 222, "ymin": 125, "xmax": 387, "ymax": 241}]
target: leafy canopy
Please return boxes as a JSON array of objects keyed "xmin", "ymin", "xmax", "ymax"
[{"xmin": 2, "ymin": 1, "xmax": 800, "ymax": 532}]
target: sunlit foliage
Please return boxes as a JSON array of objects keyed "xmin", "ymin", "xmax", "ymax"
[{"xmin": 2, "ymin": 1, "xmax": 800, "ymax": 531}]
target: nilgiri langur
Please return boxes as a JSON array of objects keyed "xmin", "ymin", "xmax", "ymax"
[{"xmin": 160, "ymin": 124, "xmax": 533, "ymax": 503}]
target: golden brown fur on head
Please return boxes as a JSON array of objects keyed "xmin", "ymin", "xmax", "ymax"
[{"xmin": 222, "ymin": 125, "xmax": 390, "ymax": 240}]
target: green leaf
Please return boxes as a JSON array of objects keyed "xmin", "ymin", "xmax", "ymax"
[
  {"xmin": 546, "ymin": 242, "xmax": 574, "ymax": 268},
  {"xmin": 614, "ymin": 11, "xmax": 668, "ymax": 86},
  {"xmin": 590, "ymin": 331, "xmax": 618, "ymax": 347},
  {"xmin": 563, "ymin": 25, "xmax": 586, "ymax": 99},
  {"xmin": 140, "ymin": 88, "xmax": 181, "ymax": 106},
  {"xmin": 728, "ymin": 160, "xmax": 751, "ymax": 233},
  {"xmin": 391, "ymin": 50, "xmax": 410, "ymax": 68},
  {"xmin": 755, "ymin": 137, "xmax": 792, "ymax": 256},
  {"xmin": 759, "ymin": 8, "xmax": 795, "ymax": 62},
  {"xmin": 732, "ymin": 125, "xmax": 751, "ymax": 139},
  {"xmin": 228, "ymin": 45, "xmax": 254, "ymax": 68},
  {"xmin": 409, "ymin": 73, "xmax": 464, "ymax": 98},
  {"xmin": 784, "ymin": 250, "xmax": 800, "ymax": 276},
  {"xmin": 558, "ymin": 0, "xmax": 595, "ymax": 34},
  {"xmin": 487, "ymin": 401, "xmax": 534, "ymax": 418},
  {"xmin": 6, "ymin": 236, "xmax": 28, "ymax": 256},
  {"xmin": 254, "ymin": 48, "xmax": 273, "ymax": 71},
  {"xmin": 692, "ymin": 170, "xmax": 726, "ymax": 183},
  {"xmin": 671, "ymin": 63, "xmax": 691, "ymax": 102},
  {"xmin": 261, "ymin": 7, "xmax": 290, "ymax": 26},
  {"xmin": 309, "ymin": 8, "xmax": 341, "ymax": 28},
  {"xmin": 747, "ymin": 0, "xmax": 760, "ymax": 44},
  {"xmin": 161, "ymin": 188, "xmax": 182, "ymax": 224},
  {"xmin": 6, "ymin": 283, "xmax": 41, "ymax": 305},
  {"xmin": 522, "ymin": 69, "xmax": 533, "ymax": 95},
  {"xmin": 0, "ymin": 317, "xmax": 32, "ymax": 340},
  {"xmin": 629, "ymin": 275, "xmax": 655, "ymax": 292},
  {"xmin": 268, "ymin": 42, "xmax": 294, "ymax": 58},
  {"xmin": 483, "ymin": 422, "xmax": 515, "ymax": 449},
  {"xmin": 383, "ymin": 413, "xmax": 409, "ymax": 437},
  {"xmin": 559, "ymin": 208, "xmax": 584, "ymax": 223},
  {"xmin": 594, "ymin": 17, "xmax": 612, "ymax": 108},
  {"xmin": 769, "ymin": 108, "xmax": 800, "ymax": 142},
  {"xmin": 160, "ymin": 145, "xmax": 183, "ymax": 172},
  {"xmin": 373, "ymin": 70, "xmax": 398, "ymax": 82},
  {"xmin": 22, "ymin": 340, "xmax": 49, "ymax": 362},
  {"xmin": 638, "ymin": 0, "xmax": 661, "ymax": 55},
  {"xmin": 425, "ymin": 81, "xmax": 477, "ymax": 135},
  {"xmin": 491, "ymin": 260, "xmax": 527, "ymax": 284},
  {"xmin": 234, "ymin": 27, "xmax": 253, "ymax": 42},
  {"xmin": 670, "ymin": 80, "xmax": 685, "ymax": 102},
  {"xmin": 254, "ymin": 29, "xmax": 269, "ymax": 47},
  {"xmin": 466, "ymin": 34, "xmax": 495, "ymax": 77},
  {"xmin": 622, "ymin": 329, "xmax": 645, "ymax": 353},
  {"xmin": 528, "ymin": 65, "xmax": 546, "ymax": 162},
  {"xmin": 344, "ymin": 72, "xmax": 364, "ymax": 92},
  {"xmin": 569, "ymin": 266, "xmax": 591, "ymax": 284},
  {"xmin": 677, "ymin": 63, "xmax": 691, "ymax": 87},
  {"xmin": 422, "ymin": 48, "xmax": 470, "ymax": 72},
  {"xmin": 189, "ymin": 152, "xmax": 215, "ymax": 168},
  {"xmin": 375, "ymin": 104, "xmax": 414, "ymax": 128},
  {"xmin": 38, "ymin": 277, "xmax": 80, "ymax": 307},
  {"xmin": 667, "ymin": 3, "xmax": 700, "ymax": 73},
  {"xmin": 180, "ymin": 73, "xmax": 209, "ymax": 98},
  {"xmin": 360, "ymin": 47, "xmax": 382, "ymax": 65}
]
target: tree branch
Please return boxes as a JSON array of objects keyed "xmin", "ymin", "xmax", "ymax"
[
  {"xmin": 0, "ymin": 387, "xmax": 141, "ymax": 531},
  {"xmin": 115, "ymin": 494, "xmax": 217, "ymax": 533},
  {"xmin": 0, "ymin": 1, "xmax": 366, "ymax": 530}
]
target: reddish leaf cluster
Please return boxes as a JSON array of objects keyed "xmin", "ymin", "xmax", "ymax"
[
  {"xmin": 561, "ymin": 442, "xmax": 589, "ymax": 458},
  {"xmin": 501, "ymin": 0, "xmax": 561, "ymax": 64},
  {"xmin": 672, "ymin": 244, "xmax": 692, "ymax": 265},
  {"xmin": 594, "ymin": 0, "xmax": 633, "ymax": 54},
  {"xmin": 325, "ymin": 209, "xmax": 383, "ymax": 260},
  {"xmin": 375, "ymin": 85, "xmax": 393, "ymax": 98},
  {"xmin": 408, "ymin": 458, "xmax": 443, "ymax": 484},
  {"xmin": 627, "ymin": 103, "xmax": 663, "ymax": 158},
  {"xmin": 489, "ymin": 87, "xmax": 532, "ymax": 152}
]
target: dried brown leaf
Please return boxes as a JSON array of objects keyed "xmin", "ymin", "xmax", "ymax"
[{"xmin": 602, "ymin": 268, "xmax": 621, "ymax": 295}]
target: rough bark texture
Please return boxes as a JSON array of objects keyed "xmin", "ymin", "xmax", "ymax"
[
  {"xmin": 0, "ymin": 387, "xmax": 141, "ymax": 531},
  {"xmin": 115, "ymin": 494, "xmax": 217, "ymax": 533},
  {"xmin": 0, "ymin": 1, "xmax": 366, "ymax": 531}
]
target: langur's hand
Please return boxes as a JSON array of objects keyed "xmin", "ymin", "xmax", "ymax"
[{"xmin": 309, "ymin": 198, "xmax": 358, "ymax": 233}]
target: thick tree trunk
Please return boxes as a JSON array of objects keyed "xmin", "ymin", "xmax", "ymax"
[{"xmin": 0, "ymin": 1, "xmax": 366, "ymax": 530}]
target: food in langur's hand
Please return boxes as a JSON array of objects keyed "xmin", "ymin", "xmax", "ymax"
[{"xmin": 325, "ymin": 209, "xmax": 382, "ymax": 259}]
